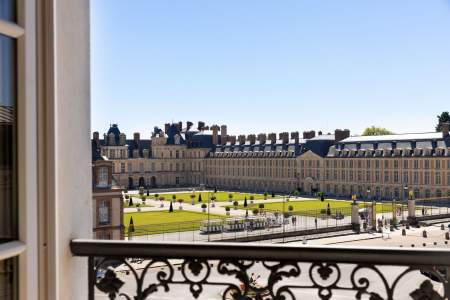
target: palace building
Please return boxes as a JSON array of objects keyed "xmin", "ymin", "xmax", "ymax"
[{"xmin": 91, "ymin": 121, "xmax": 450, "ymax": 200}]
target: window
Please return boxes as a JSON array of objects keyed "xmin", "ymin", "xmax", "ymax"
[
  {"xmin": 120, "ymin": 163, "xmax": 125, "ymax": 173},
  {"xmin": 127, "ymin": 162, "xmax": 132, "ymax": 173},
  {"xmin": 98, "ymin": 200, "xmax": 110, "ymax": 225},
  {"xmin": 403, "ymin": 160, "xmax": 408, "ymax": 169},
  {"xmin": 0, "ymin": 2, "xmax": 20, "ymax": 297},
  {"xmin": 414, "ymin": 172, "xmax": 419, "ymax": 184},
  {"xmin": 424, "ymin": 172, "xmax": 430, "ymax": 185},
  {"xmin": 414, "ymin": 160, "xmax": 419, "ymax": 169},
  {"xmin": 436, "ymin": 172, "xmax": 441, "ymax": 185},
  {"xmin": 139, "ymin": 162, "xmax": 144, "ymax": 173},
  {"xmin": 424, "ymin": 160, "xmax": 430, "ymax": 169},
  {"xmin": 97, "ymin": 167, "xmax": 108, "ymax": 187}
]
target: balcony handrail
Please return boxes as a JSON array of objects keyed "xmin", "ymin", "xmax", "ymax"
[{"xmin": 71, "ymin": 239, "xmax": 450, "ymax": 266}]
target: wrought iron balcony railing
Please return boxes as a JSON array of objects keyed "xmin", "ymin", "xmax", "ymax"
[{"xmin": 71, "ymin": 239, "xmax": 450, "ymax": 300}]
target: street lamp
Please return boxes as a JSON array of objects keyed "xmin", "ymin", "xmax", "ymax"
[
  {"xmin": 403, "ymin": 184, "xmax": 408, "ymax": 223},
  {"xmin": 207, "ymin": 191, "xmax": 211, "ymax": 242}
]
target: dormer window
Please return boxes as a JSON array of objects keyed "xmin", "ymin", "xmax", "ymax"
[
  {"xmin": 97, "ymin": 167, "xmax": 108, "ymax": 188},
  {"xmin": 174, "ymin": 134, "xmax": 181, "ymax": 144}
]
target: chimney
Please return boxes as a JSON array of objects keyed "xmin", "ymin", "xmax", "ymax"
[
  {"xmin": 204, "ymin": 126, "xmax": 209, "ymax": 130},
  {"xmin": 247, "ymin": 134, "xmax": 256, "ymax": 145},
  {"xmin": 335, "ymin": 129, "xmax": 351, "ymax": 143},
  {"xmin": 133, "ymin": 132, "xmax": 140, "ymax": 146},
  {"xmin": 279, "ymin": 132, "xmax": 289, "ymax": 144},
  {"xmin": 93, "ymin": 132, "xmax": 100, "ymax": 146},
  {"xmin": 178, "ymin": 121, "xmax": 183, "ymax": 131},
  {"xmin": 229, "ymin": 135, "xmax": 237, "ymax": 145},
  {"xmin": 165, "ymin": 123, "xmax": 170, "ymax": 134},
  {"xmin": 268, "ymin": 133, "xmax": 277, "ymax": 144},
  {"xmin": 238, "ymin": 135, "xmax": 246, "ymax": 145},
  {"xmin": 290, "ymin": 132, "xmax": 299, "ymax": 143},
  {"xmin": 257, "ymin": 133, "xmax": 267, "ymax": 144},
  {"xmin": 186, "ymin": 121, "xmax": 193, "ymax": 131},
  {"xmin": 119, "ymin": 133, "xmax": 126, "ymax": 145},
  {"xmin": 211, "ymin": 125, "xmax": 220, "ymax": 145},
  {"xmin": 198, "ymin": 121, "xmax": 205, "ymax": 131},
  {"xmin": 442, "ymin": 122, "xmax": 450, "ymax": 138},
  {"xmin": 318, "ymin": 131, "xmax": 323, "ymax": 136},
  {"xmin": 303, "ymin": 131, "xmax": 316, "ymax": 139},
  {"xmin": 221, "ymin": 125, "xmax": 228, "ymax": 145}
]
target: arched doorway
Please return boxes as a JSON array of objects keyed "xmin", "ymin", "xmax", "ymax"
[
  {"xmin": 128, "ymin": 177, "xmax": 134, "ymax": 189},
  {"xmin": 304, "ymin": 177, "xmax": 314, "ymax": 196},
  {"xmin": 138, "ymin": 177, "xmax": 145, "ymax": 188},
  {"xmin": 150, "ymin": 176, "xmax": 157, "ymax": 188}
]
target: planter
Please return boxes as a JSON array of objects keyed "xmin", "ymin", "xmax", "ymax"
[
  {"xmin": 202, "ymin": 208, "xmax": 206, "ymax": 213},
  {"xmin": 211, "ymin": 203, "xmax": 215, "ymax": 208},
  {"xmin": 160, "ymin": 203, "xmax": 164, "ymax": 208},
  {"xmin": 250, "ymin": 200, "xmax": 254, "ymax": 204},
  {"xmin": 179, "ymin": 206, "xmax": 183, "ymax": 210},
  {"xmin": 226, "ymin": 212, "xmax": 230, "ymax": 216},
  {"xmin": 137, "ymin": 208, "xmax": 141, "ymax": 212},
  {"xmin": 191, "ymin": 200, "xmax": 195, "ymax": 205}
]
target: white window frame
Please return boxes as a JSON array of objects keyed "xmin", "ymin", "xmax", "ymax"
[
  {"xmin": 0, "ymin": 1, "xmax": 37, "ymax": 299},
  {"xmin": 1, "ymin": 0, "xmax": 92, "ymax": 299}
]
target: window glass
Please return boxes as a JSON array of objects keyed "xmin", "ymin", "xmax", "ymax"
[
  {"xmin": 0, "ymin": 0, "xmax": 15, "ymax": 21},
  {"xmin": 98, "ymin": 200, "xmax": 110, "ymax": 225},
  {"xmin": 0, "ymin": 257, "xmax": 17, "ymax": 300},
  {"xmin": 0, "ymin": 33, "xmax": 17, "ymax": 243}
]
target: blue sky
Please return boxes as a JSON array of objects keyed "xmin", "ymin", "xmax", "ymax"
[{"xmin": 91, "ymin": 0, "xmax": 450, "ymax": 137}]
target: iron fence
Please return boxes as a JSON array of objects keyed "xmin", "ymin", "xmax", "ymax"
[{"xmin": 71, "ymin": 239, "xmax": 450, "ymax": 300}]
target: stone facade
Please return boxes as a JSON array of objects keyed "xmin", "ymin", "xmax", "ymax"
[
  {"xmin": 92, "ymin": 122, "xmax": 450, "ymax": 200},
  {"xmin": 92, "ymin": 158, "xmax": 124, "ymax": 240}
]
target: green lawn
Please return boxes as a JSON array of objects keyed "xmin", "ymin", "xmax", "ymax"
[
  {"xmin": 124, "ymin": 210, "xmax": 224, "ymax": 236},
  {"xmin": 237, "ymin": 200, "xmax": 406, "ymax": 217},
  {"xmin": 129, "ymin": 191, "xmax": 283, "ymax": 203}
]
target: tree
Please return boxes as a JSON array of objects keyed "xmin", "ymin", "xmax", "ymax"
[
  {"xmin": 146, "ymin": 189, "xmax": 149, "ymax": 196},
  {"xmin": 129, "ymin": 197, "xmax": 134, "ymax": 206},
  {"xmin": 252, "ymin": 208, "xmax": 259, "ymax": 216},
  {"xmin": 326, "ymin": 203, "xmax": 331, "ymax": 216},
  {"xmin": 228, "ymin": 193, "xmax": 233, "ymax": 201},
  {"xmin": 362, "ymin": 126, "xmax": 393, "ymax": 136},
  {"xmin": 233, "ymin": 201, "xmax": 238, "ymax": 208},
  {"xmin": 198, "ymin": 194, "xmax": 202, "ymax": 203},
  {"xmin": 243, "ymin": 197, "xmax": 248, "ymax": 207},
  {"xmin": 214, "ymin": 187, "xmax": 218, "ymax": 193},
  {"xmin": 169, "ymin": 201, "xmax": 173, "ymax": 213},
  {"xmin": 436, "ymin": 111, "xmax": 450, "ymax": 132},
  {"xmin": 128, "ymin": 217, "xmax": 135, "ymax": 233},
  {"xmin": 271, "ymin": 191, "xmax": 275, "ymax": 198},
  {"xmin": 172, "ymin": 194, "xmax": 176, "ymax": 201}
]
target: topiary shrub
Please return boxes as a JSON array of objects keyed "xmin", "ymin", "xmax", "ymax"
[
  {"xmin": 258, "ymin": 203, "xmax": 264, "ymax": 209},
  {"xmin": 252, "ymin": 209, "xmax": 259, "ymax": 215},
  {"xmin": 288, "ymin": 205, "xmax": 294, "ymax": 212}
]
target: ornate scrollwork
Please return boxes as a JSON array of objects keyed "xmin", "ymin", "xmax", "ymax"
[{"xmin": 90, "ymin": 257, "xmax": 449, "ymax": 300}]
